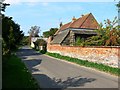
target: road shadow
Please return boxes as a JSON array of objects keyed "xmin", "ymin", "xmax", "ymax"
[
  {"xmin": 33, "ymin": 74, "xmax": 96, "ymax": 89},
  {"xmin": 17, "ymin": 48, "xmax": 42, "ymax": 57},
  {"xmin": 23, "ymin": 59, "xmax": 42, "ymax": 72},
  {"xmin": 16, "ymin": 47, "xmax": 43, "ymax": 65}
]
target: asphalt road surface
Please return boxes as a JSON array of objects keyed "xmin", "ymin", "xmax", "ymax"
[{"xmin": 17, "ymin": 46, "xmax": 119, "ymax": 89}]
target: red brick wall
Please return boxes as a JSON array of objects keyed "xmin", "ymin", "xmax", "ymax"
[{"xmin": 47, "ymin": 44, "xmax": 120, "ymax": 68}]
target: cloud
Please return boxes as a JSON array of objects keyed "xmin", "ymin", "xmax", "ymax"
[
  {"xmin": 4, "ymin": 0, "xmax": 21, "ymax": 5},
  {"xmin": 42, "ymin": 2, "xmax": 49, "ymax": 6},
  {"xmin": 3, "ymin": 0, "xmax": 49, "ymax": 7},
  {"xmin": 4, "ymin": 0, "xmax": 40, "ymax": 5},
  {"xmin": 4, "ymin": 0, "xmax": 117, "ymax": 5}
]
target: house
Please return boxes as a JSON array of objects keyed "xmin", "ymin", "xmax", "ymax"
[
  {"xmin": 31, "ymin": 37, "xmax": 40, "ymax": 48},
  {"xmin": 31, "ymin": 37, "xmax": 48, "ymax": 50},
  {"xmin": 50, "ymin": 13, "xmax": 99, "ymax": 45}
]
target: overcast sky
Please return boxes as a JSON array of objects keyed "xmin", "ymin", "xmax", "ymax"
[{"xmin": 4, "ymin": 0, "xmax": 119, "ymax": 36}]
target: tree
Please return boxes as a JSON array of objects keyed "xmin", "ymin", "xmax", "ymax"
[
  {"xmin": 43, "ymin": 28, "xmax": 58, "ymax": 38},
  {"xmin": 116, "ymin": 1, "xmax": 120, "ymax": 8},
  {"xmin": 1, "ymin": 3, "xmax": 10, "ymax": 12},
  {"xmin": 2, "ymin": 2, "xmax": 24, "ymax": 55},
  {"xmin": 28, "ymin": 26, "xmax": 40, "ymax": 45},
  {"xmin": 83, "ymin": 17, "xmax": 120, "ymax": 46},
  {"xmin": 22, "ymin": 36, "xmax": 29, "ymax": 45},
  {"xmin": 0, "ymin": 0, "xmax": 10, "ymax": 13},
  {"xmin": 2, "ymin": 15, "xmax": 24, "ymax": 55},
  {"xmin": 28, "ymin": 26, "xmax": 40, "ymax": 37}
]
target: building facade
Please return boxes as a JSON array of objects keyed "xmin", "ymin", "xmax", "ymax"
[{"xmin": 50, "ymin": 13, "xmax": 99, "ymax": 45}]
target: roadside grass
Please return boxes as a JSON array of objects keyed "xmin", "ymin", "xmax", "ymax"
[
  {"xmin": 2, "ymin": 54, "xmax": 40, "ymax": 89},
  {"xmin": 45, "ymin": 52, "xmax": 120, "ymax": 76},
  {"xmin": 32, "ymin": 47, "xmax": 120, "ymax": 76}
]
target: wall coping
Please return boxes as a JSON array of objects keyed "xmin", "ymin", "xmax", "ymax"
[
  {"xmin": 49, "ymin": 44, "xmax": 120, "ymax": 48},
  {"xmin": 63, "ymin": 46, "xmax": 120, "ymax": 48}
]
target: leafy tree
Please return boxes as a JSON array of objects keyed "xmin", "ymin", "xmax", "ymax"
[
  {"xmin": 34, "ymin": 39, "xmax": 47, "ymax": 51},
  {"xmin": 28, "ymin": 26, "xmax": 40, "ymax": 37},
  {"xmin": 22, "ymin": 36, "xmax": 29, "ymax": 45},
  {"xmin": 83, "ymin": 17, "xmax": 120, "ymax": 46},
  {"xmin": 43, "ymin": 28, "xmax": 58, "ymax": 38},
  {"xmin": 0, "ymin": 0, "xmax": 24, "ymax": 55},
  {"xmin": 28, "ymin": 26, "xmax": 40, "ymax": 45},
  {"xmin": 2, "ymin": 15, "xmax": 24, "ymax": 55},
  {"xmin": 1, "ymin": 3, "xmax": 10, "ymax": 12},
  {"xmin": 116, "ymin": 1, "xmax": 120, "ymax": 8}
]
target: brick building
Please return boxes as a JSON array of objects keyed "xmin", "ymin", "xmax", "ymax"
[{"xmin": 50, "ymin": 13, "xmax": 99, "ymax": 45}]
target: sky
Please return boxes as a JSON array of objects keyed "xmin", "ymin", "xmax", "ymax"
[{"xmin": 3, "ymin": 0, "xmax": 119, "ymax": 36}]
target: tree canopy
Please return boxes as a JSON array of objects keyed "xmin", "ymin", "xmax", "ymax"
[
  {"xmin": 116, "ymin": 1, "xmax": 120, "ymax": 8},
  {"xmin": 2, "ymin": 2, "xmax": 24, "ymax": 55},
  {"xmin": 43, "ymin": 28, "xmax": 58, "ymax": 38},
  {"xmin": 2, "ymin": 15, "xmax": 24, "ymax": 55},
  {"xmin": 76, "ymin": 17, "xmax": 120, "ymax": 46},
  {"xmin": 28, "ymin": 26, "xmax": 40, "ymax": 37}
]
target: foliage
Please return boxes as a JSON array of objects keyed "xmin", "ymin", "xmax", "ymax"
[
  {"xmin": 75, "ymin": 37, "xmax": 85, "ymax": 46},
  {"xmin": 43, "ymin": 28, "xmax": 58, "ymax": 38},
  {"xmin": 2, "ymin": 54, "xmax": 40, "ymax": 88},
  {"xmin": 22, "ymin": 36, "xmax": 29, "ymax": 45},
  {"xmin": 36, "ymin": 39, "xmax": 47, "ymax": 46},
  {"xmin": 34, "ymin": 39, "xmax": 47, "ymax": 51},
  {"xmin": 28, "ymin": 26, "xmax": 40, "ymax": 37},
  {"xmin": 46, "ymin": 52, "xmax": 120, "ymax": 76},
  {"xmin": 2, "ymin": 15, "xmax": 24, "ymax": 55},
  {"xmin": 1, "ymin": 1, "xmax": 10, "ymax": 12},
  {"xmin": 28, "ymin": 26, "xmax": 40, "ymax": 45},
  {"xmin": 116, "ymin": 1, "xmax": 120, "ymax": 8},
  {"xmin": 39, "ymin": 50, "xmax": 46, "ymax": 54},
  {"xmin": 82, "ymin": 17, "xmax": 120, "ymax": 46}
]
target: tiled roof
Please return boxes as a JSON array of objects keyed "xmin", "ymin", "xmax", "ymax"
[
  {"xmin": 54, "ymin": 22, "xmax": 71, "ymax": 35},
  {"xmin": 55, "ymin": 13, "xmax": 99, "ymax": 35}
]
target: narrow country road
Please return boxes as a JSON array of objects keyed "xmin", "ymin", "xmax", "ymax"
[{"xmin": 17, "ymin": 46, "xmax": 118, "ymax": 89}]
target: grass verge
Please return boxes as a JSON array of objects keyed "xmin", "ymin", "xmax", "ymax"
[
  {"xmin": 45, "ymin": 52, "xmax": 120, "ymax": 76},
  {"xmin": 32, "ymin": 48, "xmax": 120, "ymax": 76},
  {"xmin": 2, "ymin": 54, "xmax": 40, "ymax": 89}
]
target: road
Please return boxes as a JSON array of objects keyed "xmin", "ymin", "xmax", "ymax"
[{"xmin": 17, "ymin": 46, "xmax": 119, "ymax": 89}]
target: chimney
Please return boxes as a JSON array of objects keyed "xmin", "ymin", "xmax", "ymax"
[
  {"xmin": 60, "ymin": 22, "xmax": 63, "ymax": 27},
  {"xmin": 72, "ymin": 16, "xmax": 76, "ymax": 22},
  {"xmin": 81, "ymin": 14, "xmax": 84, "ymax": 17}
]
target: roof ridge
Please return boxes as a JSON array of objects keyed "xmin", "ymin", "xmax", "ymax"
[
  {"xmin": 79, "ymin": 13, "xmax": 91, "ymax": 28},
  {"xmin": 67, "ymin": 21, "xmax": 73, "ymax": 28},
  {"xmin": 65, "ymin": 22, "xmax": 72, "ymax": 29},
  {"xmin": 69, "ymin": 17, "xmax": 79, "ymax": 28}
]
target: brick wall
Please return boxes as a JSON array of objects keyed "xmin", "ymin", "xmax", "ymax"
[{"xmin": 47, "ymin": 44, "xmax": 120, "ymax": 68}]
